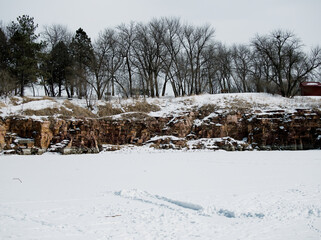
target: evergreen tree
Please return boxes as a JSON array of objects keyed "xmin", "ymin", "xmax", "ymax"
[
  {"xmin": 0, "ymin": 27, "xmax": 9, "ymax": 69},
  {"xmin": 7, "ymin": 15, "xmax": 44, "ymax": 96},
  {"xmin": 51, "ymin": 41, "xmax": 71, "ymax": 97},
  {"xmin": 70, "ymin": 28, "xmax": 93, "ymax": 98},
  {"xmin": 0, "ymin": 27, "xmax": 15, "ymax": 96}
]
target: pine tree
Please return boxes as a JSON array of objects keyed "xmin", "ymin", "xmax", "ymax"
[
  {"xmin": 51, "ymin": 41, "xmax": 71, "ymax": 97},
  {"xmin": 0, "ymin": 27, "xmax": 9, "ymax": 69},
  {"xmin": 70, "ymin": 28, "xmax": 93, "ymax": 98},
  {"xmin": 7, "ymin": 15, "xmax": 44, "ymax": 96},
  {"xmin": 0, "ymin": 27, "xmax": 15, "ymax": 96}
]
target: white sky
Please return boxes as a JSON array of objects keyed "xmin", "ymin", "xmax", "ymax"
[{"xmin": 0, "ymin": 0, "xmax": 320, "ymax": 47}]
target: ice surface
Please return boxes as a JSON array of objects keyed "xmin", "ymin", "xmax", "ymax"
[{"xmin": 0, "ymin": 150, "xmax": 321, "ymax": 239}]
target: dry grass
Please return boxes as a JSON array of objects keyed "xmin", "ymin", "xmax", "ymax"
[
  {"xmin": 10, "ymin": 96, "xmax": 55, "ymax": 106},
  {"xmin": 125, "ymin": 100, "xmax": 160, "ymax": 113},
  {"xmin": 180, "ymin": 98, "xmax": 195, "ymax": 106},
  {"xmin": 97, "ymin": 100, "xmax": 160, "ymax": 118},
  {"xmin": 22, "ymin": 100, "xmax": 95, "ymax": 118},
  {"xmin": 0, "ymin": 102, "xmax": 6, "ymax": 108},
  {"xmin": 23, "ymin": 107, "xmax": 63, "ymax": 116},
  {"xmin": 63, "ymin": 100, "xmax": 96, "ymax": 118},
  {"xmin": 226, "ymin": 98, "xmax": 272, "ymax": 111},
  {"xmin": 10, "ymin": 97, "xmax": 21, "ymax": 106},
  {"xmin": 23, "ymin": 96, "xmax": 55, "ymax": 104},
  {"xmin": 98, "ymin": 103, "xmax": 123, "ymax": 117},
  {"xmin": 199, "ymin": 98, "xmax": 263, "ymax": 114},
  {"xmin": 226, "ymin": 98, "xmax": 252, "ymax": 111},
  {"xmin": 199, "ymin": 104, "xmax": 218, "ymax": 113}
]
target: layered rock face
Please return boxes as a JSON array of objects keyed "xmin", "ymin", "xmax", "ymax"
[{"xmin": 0, "ymin": 108, "xmax": 320, "ymax": 154}]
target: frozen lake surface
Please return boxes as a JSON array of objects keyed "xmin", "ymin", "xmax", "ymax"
[{"xmin": 1, "ymin": 150, "xmax": 321, "ymax": 239}]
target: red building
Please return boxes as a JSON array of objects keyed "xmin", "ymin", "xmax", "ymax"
[{"xmin": 300, "ymin": 82, "xmax": 321, "ymax": 96}]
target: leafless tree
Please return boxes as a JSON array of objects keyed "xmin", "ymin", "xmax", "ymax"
[
  {"xmin": 103, "ymin": 29, "xmax": 124, "ymax": 96},
  {"xmin": 178, "ymin": 24, "xmax": 215, "ymax": 95},
  {"xmin": 42, "ymin": 24, "xmax": 72, "ymax": 48},
  {"xmin": 132, "ymin": 20, "xmax": 167, "ymax": 97},
  {"xmin": 213, "ymin": 43, "xmax": 233, "ymax": 93},
  {"xmin": 201, "ymin": 41, "xmax": 220, "ymax": 94},
  {"xmin": 117, "ymin": 22, "xmax": 136, "ymax": 97},
  {"xmin": 230, "ymin": 44, "xmax": 254, "ymax": 92},
  {"xmin": 89, "ymin": 31, "xmax": 110, "ymax": 100},
  {"xmin": 250, "ymin": 49, "xmax": 282, "ymax": 93},
  {"xmin": 90, "ymin": 29, "xmax": 125, "ymax": 98},
  {"xmin": 252, "ymin": 30, "xmax": 321, "ymax": 97},
  {"xmin": 160, "ymin": 17, "xmax": 184, "ymax": 97}
]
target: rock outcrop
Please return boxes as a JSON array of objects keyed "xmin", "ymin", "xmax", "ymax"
[{"xmin": 0, "ymin": 108, "xmax": 320, "ymax": 154}]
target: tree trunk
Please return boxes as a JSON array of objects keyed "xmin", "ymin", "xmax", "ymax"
[{"xmin": 20, "ymin": 73, "xmax": 25, "ymax": 97}]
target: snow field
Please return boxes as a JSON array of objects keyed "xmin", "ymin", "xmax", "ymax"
[{"xmin": 0, "ymin": 150, "xmax": 321, "ymax": 239}]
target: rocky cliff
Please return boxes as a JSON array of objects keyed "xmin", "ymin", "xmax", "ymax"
[{"xmin": 1, "ymin": 107, "xmax": 320, "ymax": 154}]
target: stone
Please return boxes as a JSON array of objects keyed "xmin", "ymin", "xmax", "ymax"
[{"xmin": 0, "ymin": 108, "xmax": 320, "ymax": 153}]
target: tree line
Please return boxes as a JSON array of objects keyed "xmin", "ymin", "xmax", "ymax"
[{"xmin": 0, "ymin": 15, "xmax": 321, "ymax": 99}]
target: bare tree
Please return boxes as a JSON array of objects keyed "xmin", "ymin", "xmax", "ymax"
[
  {"xmin": 89, "ymin": 28, "xmax": 126, "ymax": 99},
  {"xmin": 117, "ymin": 22, "xmax": 136, "ymax": 97},
  {"xmin": 132, "ymin": 20, "xmax": 167, "ymax": 97},
  {"xmin": 252, "ymin": 30, "xmax": 321, "ymax": 97},
  {"xmin": 42, "ymin": 24, "xmax": 72, "ymax": 48},
  {"xmin": 201, "ymin": 41, "xmax": 220, "ymax": 94},
  {"xmin": 160, "ymin": 17, "xmax": 183, "ymax": 97},
  {"xmin": 250, "ymin": 51, "xmax": 276, "ymax": 93},
  {"xmin": 213, "ymin": 43, "xmax": 233, "ymax": 93},
  {"xmin": 178, "ymin": 24, "xmax": 215, "ymax": 95},
  {"xmin": 89, "ymin": 31, "xmax": 110, "ymax": 100},
  {"xmin": 103, "ymin": 29, "xmax": 125, "ymax": 97},
  {"xmin": 230, "ymin": 44, "xmax": 254, "ymax": 92}
]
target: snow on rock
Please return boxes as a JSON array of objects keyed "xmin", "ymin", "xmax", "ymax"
[
  {"xmin": 148, "ymin": 135, "xmax": 185, "ymax": 142},
  {"xmin": 187, "ymin": 137, "xmax": 252, "ymax": 151}
]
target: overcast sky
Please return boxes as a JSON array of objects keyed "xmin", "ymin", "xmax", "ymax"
[{"xmin": 1, "ymin": 0, "xmax": 320, "ymax": 47}]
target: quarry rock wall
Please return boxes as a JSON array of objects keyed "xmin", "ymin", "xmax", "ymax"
[{"xmin": 1, "ymin": 108, "xmax": 320, "ymax": 154}]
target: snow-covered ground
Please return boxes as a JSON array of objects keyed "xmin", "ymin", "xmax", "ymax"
[
  {"xmin": 1, "ymin": 150, "xmax": 321, "ymax": 240},
  {"xmin": 1, "ymin": 93, "xmax": 321, "ymax": 119}
]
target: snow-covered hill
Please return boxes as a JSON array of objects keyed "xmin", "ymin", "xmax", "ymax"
[{"xmin": 1, "ymin": 93, "xmax": 321, "ymax": 119}]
